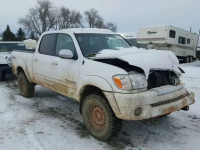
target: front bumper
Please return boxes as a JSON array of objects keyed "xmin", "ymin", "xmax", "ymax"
[
  {"xmin": 105, "ymin": 85, "xmax": 195, "ymax": 120},
  {"xmin": 0, "ymin": 65, "xmax": 12, "ymax": 74}
]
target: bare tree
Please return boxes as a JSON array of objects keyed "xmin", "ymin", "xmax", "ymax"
[
  {"xmin": 19, "ymin": 0, "xmax": 57, "ymax": 36},
  {"xmin": 105, "ymin": 22, "xmax": 117, "ymax": 32},
  {"xmin": 84, "ymin": 8, "xmax": 117, "ymax": 31},
  {"xmin": 84, "ymin": 9, "xmax": 105, "ymax": 28},
  {"xmin": 57, "ymin": 7, "xmax": 83, "ymax": 29},
  {"xmin": 19, "ymin": 1, "xmax": 117, "ymax": 36}
]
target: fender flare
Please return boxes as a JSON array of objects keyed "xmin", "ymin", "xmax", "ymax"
[{"xmin": 79, "ymin": 75, "xmax": 121, "ymax": 115}]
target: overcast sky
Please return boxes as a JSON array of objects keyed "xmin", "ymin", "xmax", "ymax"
[{"xmin": 0, "ymin": 0, "xmax": 200, "ymax": 34}]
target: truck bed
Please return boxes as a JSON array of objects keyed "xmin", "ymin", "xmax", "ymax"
[{"xmin": 12, "ymin": 51, "xmax": 34, "ymax": 81}]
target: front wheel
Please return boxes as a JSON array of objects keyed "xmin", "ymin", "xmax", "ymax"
[
  {"xmin": 82, "ymin": 94, "xmax": 122, "ymax": 141},
  {"xmin": 18, "ymin": 72, "xmax": 35, "ymax": 97}
]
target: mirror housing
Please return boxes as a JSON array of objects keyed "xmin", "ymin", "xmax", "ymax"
[{"xmin": 59, "ymin": 49, "xmax": 74, "ymax": 59}]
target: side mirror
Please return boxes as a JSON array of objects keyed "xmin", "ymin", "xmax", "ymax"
[{"xmin": 59, "ymin": 49, "xmax": 73, "ymax": 59}]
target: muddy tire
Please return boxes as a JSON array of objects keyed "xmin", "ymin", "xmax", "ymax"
[
  {"xmin": 18, "ymin": 72, "xmax": 35, "ymax": 97},
  {"xmin": 0, "ymin": 72, "xmax": 6, "ymax": 81},
  {"xmin": 82, "ymin": 94, "xmax": 122, "ymax": 141}
]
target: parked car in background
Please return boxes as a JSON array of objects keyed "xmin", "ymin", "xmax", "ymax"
[
  {"xmin": 0, "ymin": 39, "xmax": 37, "ymax": 81},
  {"xmin": 0, "ymin": 41, "xmax": 26, "ymax": 80},
  {"xmin": 12, "ymin": 28, "xmax": 195, "ymax": 141},
  {"xmin": 137, "ymin": 26, "xmax": 199, "ymax": 63}
]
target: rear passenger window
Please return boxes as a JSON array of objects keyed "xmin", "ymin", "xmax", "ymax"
[
  {"xmin": 178, "ymin": 37, "xmax": 186, "ymax": 45},
  {"xmin": 187, "ymin": 39, "xmax": 191, "ymax": 44},
  {"xmin": 169, "ymin": 30, "xmax": 176, "ymax": 38},
  {"xmin": 56, "ymin": 34, "xmax": 77, "ymax": 58},
  {"xmin": 39, "ymin": 34, "xmax": 57, "ymax": 55}
]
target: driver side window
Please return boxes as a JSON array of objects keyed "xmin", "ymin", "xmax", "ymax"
[{"xmin": 56, "ymin": 34, "xmax": 76, "ymax": 57}]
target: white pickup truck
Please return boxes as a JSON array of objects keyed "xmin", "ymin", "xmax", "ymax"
[{"xmin": 12, "ymin": 28, "xmax": 195, "ymax": 141}]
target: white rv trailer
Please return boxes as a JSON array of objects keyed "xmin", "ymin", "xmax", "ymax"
[{"xmin": 137, "ymin": 26, "xmax": 199, "ymax": 62}]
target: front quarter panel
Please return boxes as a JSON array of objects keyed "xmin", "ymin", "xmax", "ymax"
[{"xmin": 78, "ymin": 58, "xmax": 129, "ymax": 93}]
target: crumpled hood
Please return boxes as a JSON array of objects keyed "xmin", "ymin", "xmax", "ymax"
[
  {"xmin": 0, "ymin": 52, "xmax": 10, "ymax": 64},
  {"xmin": 91, "ymin": 47, "xmax": 181, "ymax": 78}
]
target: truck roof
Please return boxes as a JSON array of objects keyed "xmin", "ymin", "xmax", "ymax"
[{"xmin": 44, "ymin": 28, "xmax": 114, "ymax": 35}]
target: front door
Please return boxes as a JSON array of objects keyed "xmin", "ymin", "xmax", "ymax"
[
  {"xmin": 33, "ymin": 34, "xmax": 57, "ymax": 86},
  {"xmin": 50, "ymin": 33, "xmax": 79, "ymax": 99}
]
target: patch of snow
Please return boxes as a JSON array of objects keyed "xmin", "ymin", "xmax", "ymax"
[{"xmin": 0, "ymin": 61, "xmax": 199, "ymax": 150}]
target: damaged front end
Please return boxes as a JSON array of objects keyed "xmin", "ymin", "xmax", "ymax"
[
  {"xmin": 93, "ymin": 58, "xmax": 195, "ymax": 120},
  {"xmin": 95, "ymin": 58, "xmax": 181, "ymax": 91}
]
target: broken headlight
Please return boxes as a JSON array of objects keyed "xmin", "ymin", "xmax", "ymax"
[
  {"xmin": 129, "ymin": 72, "xmax": 148, "ymax": 90},
  {"xmin": 113, "ymin": 72, "xmax": 147, "ymax": 91}
]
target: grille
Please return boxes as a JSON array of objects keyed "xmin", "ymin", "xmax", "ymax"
[
  {"xmin": 151, "ymin": 93, "xmax": 189, "ymax": 107},
  {"xmin": 147, "ymin": 70, "xmax": 179, "ymax": 90}
]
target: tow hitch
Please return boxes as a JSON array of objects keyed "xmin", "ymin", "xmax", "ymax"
[{"xmin": 181, "ymin": 106, "xmax": 189, "ymax": 111}]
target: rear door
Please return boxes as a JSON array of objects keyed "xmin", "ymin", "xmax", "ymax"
[
  {"xmin": 33, "ymin": 34, "xmax": 57, "ymax": 86},
  {"xmin": 50, "ymin": 33, "xmax": 79, "ymax": 99}
]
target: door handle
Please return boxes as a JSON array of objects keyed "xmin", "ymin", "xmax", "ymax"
[
  {"xmin": 52, "ymin": 61, "xmax": 58, "ymax": 66},
  {"xmin": 34, "ymin": 58, "xmax": 38, "ymax": 62}
]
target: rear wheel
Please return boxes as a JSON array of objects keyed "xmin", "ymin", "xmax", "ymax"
[
  {"xmin": 0, "ymin": 72, "xmax": 6, "ymax": 81},
  {"xmin": 18, "ymin": 72, "xmax": 35, "ymax": 97},
  {"xmin": 82, "ymin": 94, "xmax": 122, "ymax": 141}
]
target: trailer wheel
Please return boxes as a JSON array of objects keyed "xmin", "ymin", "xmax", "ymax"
[
  {"xmin": 82, "ymin": 94, "xmax": 122, "ymax": 141},
  {"xmin": 189, "ymin": 56, "xmax": 193, "ymax": 62},
  {"xmin": 183, "ymin": 57, "xmax": 189, "ymax": 63},
  {"xmin": 18, "ymin": 72, "xmax": 35, "ymax": 97},
  {"xmin": 0, "ymin": 72, "xmax": 6, "ymax": 81}
]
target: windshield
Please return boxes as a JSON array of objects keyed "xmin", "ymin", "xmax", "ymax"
[
  {"xmin": 0, "ymin": 43, "xmax": 26, "ymax": 52},
  {"xmin": 75, "ymin": 34, "xmax": 131, "ymax": 57}
]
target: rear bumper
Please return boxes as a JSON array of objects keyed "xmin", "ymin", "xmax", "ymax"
[
  {"xmin": 0, "ymin": 65, "xmax": 12, "ymax": 74},
  {"xmin": 105, "ymin": 85, "xmax": 195, "ymax": 120}
]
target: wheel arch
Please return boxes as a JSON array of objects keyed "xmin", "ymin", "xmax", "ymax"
[
  {"xmin": 16, "ymin": 66, "xmax": 32, "ymax": 83},
  {"xmin": 79, "ymin": 84, "xmax": 120, "ymax": 116}
]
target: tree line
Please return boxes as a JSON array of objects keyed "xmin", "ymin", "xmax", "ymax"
[
  {"xmin": 1, "ymin": 0, "xmax": 117, "ymax": 41},
  {"xmin": 19, "ymin": 0, "xmax": 117, "ymax": 37},
  {"xmin": 1, "ymin": 25, "xmax": 35, "ymax": 41}
]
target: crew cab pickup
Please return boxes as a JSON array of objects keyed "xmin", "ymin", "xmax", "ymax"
[{"xmin": 12, "ymin": 28, "xmax": 195, "ymax": 141}]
